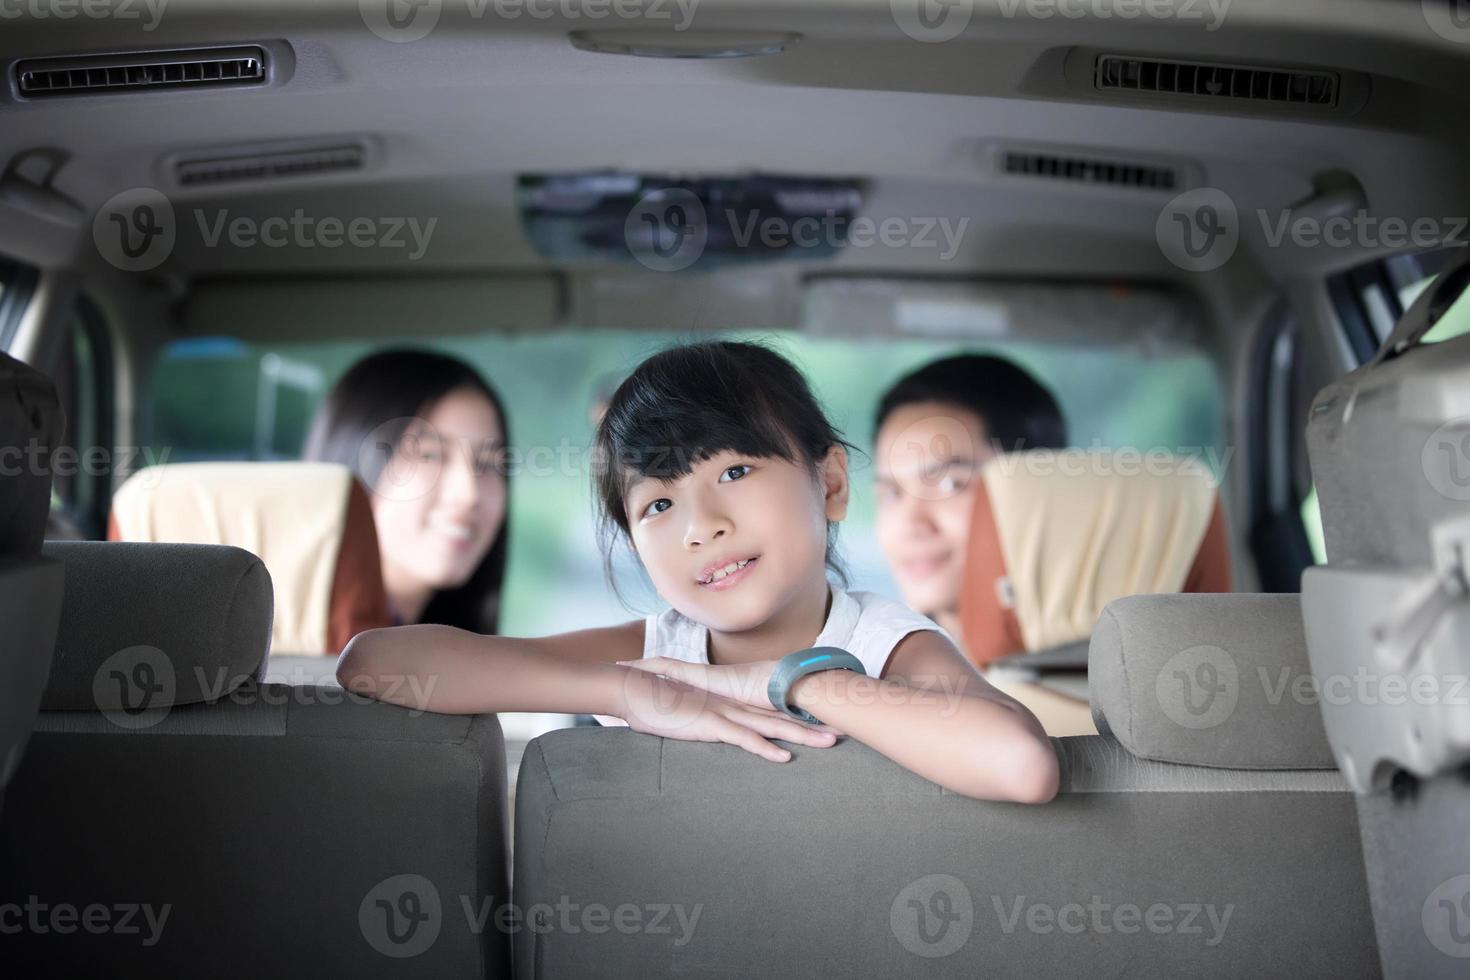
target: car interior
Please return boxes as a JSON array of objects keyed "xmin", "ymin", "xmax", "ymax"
[{"xmin": 3, "ymin": 1, "xmax": 1470, "ymax": 977}]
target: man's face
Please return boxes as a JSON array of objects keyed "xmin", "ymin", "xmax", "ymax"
[{"xmin": 874, "ymin": 402, "xmax": 992, "ymax": 621}]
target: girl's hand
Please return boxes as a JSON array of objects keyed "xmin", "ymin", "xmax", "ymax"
[
  {"xmin": 618, "ymin": 657, "xmax": 845, "ymax": 735},
  {"xmin": 617, "ymin": 668, "xmax": 837, "ymax": 762}
]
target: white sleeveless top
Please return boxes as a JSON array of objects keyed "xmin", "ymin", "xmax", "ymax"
[{"xmin": 594, "ymin": 587, "xmax": 945, "ymax": 726}]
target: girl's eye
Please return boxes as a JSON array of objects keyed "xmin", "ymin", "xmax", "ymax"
[
  {"xmin": 720, "ymin": 464, "xmax": 751, "ymax": 483},
  {"xmin": 641, "ymin": 498, "xmax": 673, "ymax": 519}
]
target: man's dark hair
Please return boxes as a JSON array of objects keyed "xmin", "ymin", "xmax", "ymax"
[{"xmin": 874, "ymin": 354, "xmax": 1066, "ymax": 452}]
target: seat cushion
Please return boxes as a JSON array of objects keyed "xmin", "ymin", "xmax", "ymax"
[
  {"xmin": 960, "ymin": 450, "xmax": 1230, "ymax": 667},
  {"xmin": 41, "ymin": 541, "xmax": 272, "ymax": 710},
  {"xmin": 1089, "ymin": 593, "xmax": 1337, "ymax": 770}
]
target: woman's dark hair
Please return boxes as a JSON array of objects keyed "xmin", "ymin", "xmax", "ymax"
[
  {"xmin": 302, "ymin": 348, "xmax": 510, "ymax": 634},
  {"xmin": 593, "ymin": 340, "xmax": 855, "ymax": 590},
  {"xmin": 874, "ymin": 354, "xmax": 1067, "ymax": 452}
]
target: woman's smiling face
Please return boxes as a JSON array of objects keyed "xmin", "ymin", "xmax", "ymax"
[{"xmin": 625, "ymin": 448, "xmax": 848, "ymax": 634}]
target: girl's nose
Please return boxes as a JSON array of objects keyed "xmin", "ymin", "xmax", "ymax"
[{"xmin": 683, "ymin": 511, "xmax": 733, "ymax": 550}]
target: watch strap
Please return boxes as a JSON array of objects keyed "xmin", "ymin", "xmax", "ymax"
[{"xmin": 767, "ymin": 647, "xmax": 866, "ymax": 724}]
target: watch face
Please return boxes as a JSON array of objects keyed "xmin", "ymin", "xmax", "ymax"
[{"xmin": 770, "ymin": 648, "xmax": 864, "ymax": 725}]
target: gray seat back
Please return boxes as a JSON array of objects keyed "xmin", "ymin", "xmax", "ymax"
[
  {"xmin": 0, "ymin": 351, "xmax": 65, "ymax": 813},
  {"xmin": 0, "ymin": 541, "xmax": 510, "ymax": 979},
  {"xmin": 511, "ymin": 593, "xmax": 1377, "ymax": 978}
]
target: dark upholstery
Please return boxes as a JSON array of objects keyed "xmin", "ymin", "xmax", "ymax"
[
  {"xmin": 3, "ymin": 541, "xmax": 511, "ymax": 978},
  {"xmin": 0, "ymin": 351, "xmax": 64, "ymax": 815},
  {"xmin": 2, "ymin": 693, "xmax": 510, "ymax": 978},
  {"xmin": 40, "ymin": 541, "xmax": 273, "ymax": 710}
]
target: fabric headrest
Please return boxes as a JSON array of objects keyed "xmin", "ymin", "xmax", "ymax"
[
  {"xmin": 1089, "ymin": 593, "xmax": 1337, "ymax": 770},
  {"xmin": 40, "ymin": 541, "xmax": 273, "ymax": 710},
  {"xmin": 0, "ymin": 351, "xmax": 63, "ymax": 557},
  {"xmin": 960, "ymin": 450, "xmax": 1231, "ymax": 667},
  {"xmin": 108, "ymin": 461, "xmax": 388, "ymax": 654}
]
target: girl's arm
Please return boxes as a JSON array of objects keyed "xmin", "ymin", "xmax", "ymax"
[
  {"xmin": 335, "ymin": 623, "xmax": 838, "ymax": 762},
  {"xmin": 789, "ymin": 630, "xmax": 1060, "ymax": 803},
  {"xmin": 338, "ymin": 622, "xmax": 644, "ymax": 714},
  {"xmin": 623, "ymin": 631, "xmax": 1060, "ymax": 803}
]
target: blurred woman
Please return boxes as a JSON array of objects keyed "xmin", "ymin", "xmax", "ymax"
[{"xmin": 304, "ymin": 348, "xmax": 510, "ymax": 633}]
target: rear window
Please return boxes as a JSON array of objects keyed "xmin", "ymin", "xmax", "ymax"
[{"xmin": 145, "ymin": 329, "xmax": 1224, "ymax": 636}]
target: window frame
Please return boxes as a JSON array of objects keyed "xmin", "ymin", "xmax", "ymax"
[
  {"xmin": 0, "ymin": 257, "xmax": 40, "ymax": 352},
  {"xmin": 1245, "ymin": 301, "xmax": 1315, "ymax": 591},
  {"xmin": 50, "ymin": 295, "xmax": 117, "ymax": 539}
]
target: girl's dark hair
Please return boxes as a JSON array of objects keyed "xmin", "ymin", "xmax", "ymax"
[
  {"xmin": 874, "ymin": 353, "xmax": 1067, "ymax": 452},
  {"xmin": 302, "ymin": 348, "xmax": 510, "ymax": 634},
  {"xmin": 593, "ymin": 340, "xmax": 854, "ymax": 590}
]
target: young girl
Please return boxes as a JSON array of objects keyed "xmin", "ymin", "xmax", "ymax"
[{"xmin": 338, "ymin": 341, "xmax": 1058, "ymax": 803}]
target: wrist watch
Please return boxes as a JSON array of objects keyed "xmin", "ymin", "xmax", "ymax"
[{"xmin": 767, "ymin": 647, "xmax": 866, "ymax": 724}]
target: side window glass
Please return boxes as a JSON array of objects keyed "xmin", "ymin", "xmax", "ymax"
[
  {"xmin": 0, "ymin": 256, "xmax": 39, "ymax": 352},
  {"xmin": 48, "ymin": 298, "xmax": 114, "ymax": 539}
]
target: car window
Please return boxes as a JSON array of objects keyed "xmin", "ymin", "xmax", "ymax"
[
  {"xmin": 145, "ymin": 329, "xmax": 1223, "ymax": 636},
  {"xmin": 0, "ymin": 256, "xmax": 39, "ymax": 353},
  {"xmin": 46, "ymin": 297, "xmax": 115, "ymax": 540}
]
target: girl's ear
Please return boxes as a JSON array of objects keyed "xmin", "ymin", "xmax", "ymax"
[{"xmin": 820, "ymin": 445, "xmax": 850, "ymax": 522}]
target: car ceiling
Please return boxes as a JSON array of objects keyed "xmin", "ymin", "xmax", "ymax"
[{"xmin": 0, "ymin": 0, "xmax": 1468, "ymax": 291}]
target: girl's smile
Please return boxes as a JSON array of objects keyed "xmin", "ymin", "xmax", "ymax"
[{"xmin": 698, "ymin": 555, "xmax": 760, "ymax": 589}]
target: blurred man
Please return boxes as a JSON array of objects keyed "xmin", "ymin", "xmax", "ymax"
[{"xmin": 873, "ymin": 355, "xmax": 1066, "ymax": 640}]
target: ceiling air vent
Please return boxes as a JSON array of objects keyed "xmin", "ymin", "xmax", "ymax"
[
  {"xmin": 1003, "ymin": 151, "xmax": 1177, "ymax": 191},
  {"xmin": 1095, "ymin": 54, "xmax": 1338, "ymax": 108},
  {"xmin": 175, "ymin": 143, "xmax": 366, "ymax": 187},
  {"xmin": 15, "ymin": 46, "xmax": 266, "ymax": 98}
]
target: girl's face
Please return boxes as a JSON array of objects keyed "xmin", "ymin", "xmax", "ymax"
[
  {"xmin": 371, "ymin": 387, "xmax": 508, "ymax": 599},
  {"xmin": 625, "ymin": 448, "xmax": 849, "ymax": 634}
]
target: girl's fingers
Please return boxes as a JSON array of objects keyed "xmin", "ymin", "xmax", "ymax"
[
  {"xmin": 738, "ymin": 701, "xmax": 845, "ymax": 737},
  {"xmin": 723, "ymin": 704, "xmax": 839, "ymax": 748},
  {"xmin": 711, "ymin": 716, "xmax": 791, "ymax": 763}
]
